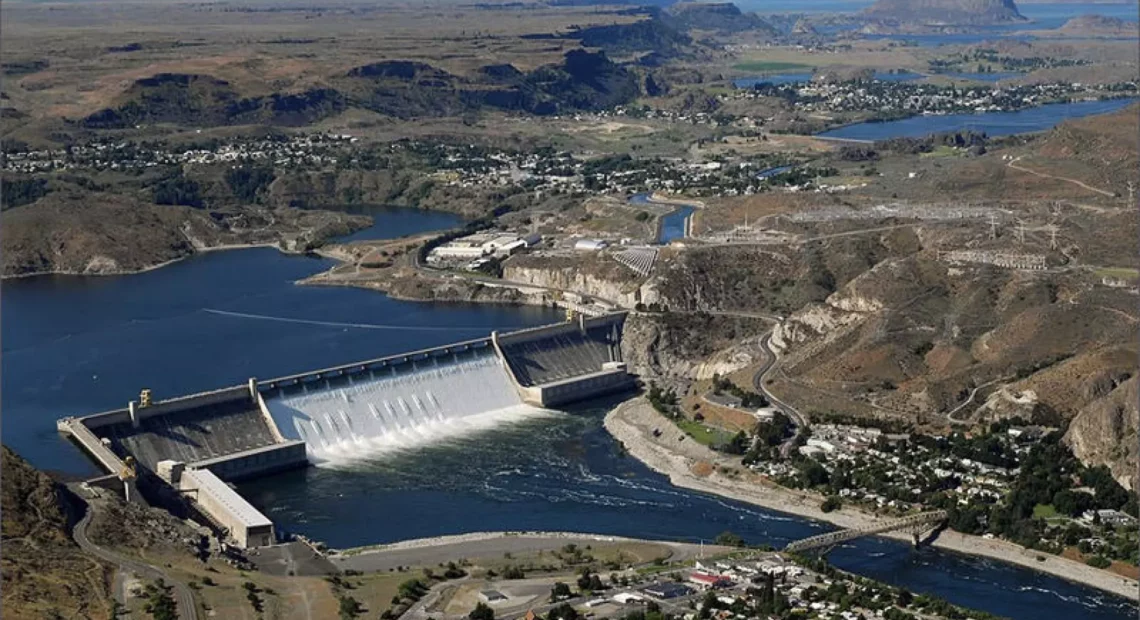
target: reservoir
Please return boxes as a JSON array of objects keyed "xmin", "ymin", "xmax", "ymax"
[
  {"xmin": 1, "ymin": 209, "xmax": 1134, "ymax": 619},
  {"xmin": 816, "ymin": 98, "xmax": 1136, "ymax": 141}
]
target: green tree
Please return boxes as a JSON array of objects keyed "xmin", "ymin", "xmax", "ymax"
[
  {"xmin": 338, "ymin": 595, "xmax": 363, "ymax": 620},
  {"xmin": 469, "ymin": 602, "xmax": 495, "ymax": 620},
  {"xmin": 715, "ymin": 531, "xmax": 745, "ymax": 547},
  {"xmin": 551, "ymin": 582, "xmax": 572, "ymax": 600}
]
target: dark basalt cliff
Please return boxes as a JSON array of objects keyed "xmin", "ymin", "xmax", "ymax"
[{"xmin": 863, "ymin": 0, "xmax": 1026, "ymax": 26}]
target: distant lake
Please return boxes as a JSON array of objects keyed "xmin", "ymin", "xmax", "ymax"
[
  {"xmin": 933, "ymin": 72, "xmax": 1022, "ymax": 83},
  {"xmin": 734, "ymin": 70, "xmax": 921, "ymax": 88},
  {"xmin": 816, "ymin": 97, "xmax": 1136, "ymax": 141}
]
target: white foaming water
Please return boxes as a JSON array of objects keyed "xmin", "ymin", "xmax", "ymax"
[{"xmin": 266, "ymin": 351, "xmax": 546, "ymax": 463}]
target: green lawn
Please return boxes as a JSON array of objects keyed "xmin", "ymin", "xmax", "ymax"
[
  {"xmin": 732, "ymin": 61, "xmax": 813, "ymax": 74},
  {"xmin": 1091, "ymin": 266, "xmax": 1139, "ymax": 282},
  {"xmin": 1033, "ymin": 504, "xmax": 1058, "ymax": 519},
  {"xmin": 674, "ymin": 417, "xmax": 733, "ymax": 447},
  {"xmin": 921, "ymin": 145, "xmax": 963, "ymax": 158}
]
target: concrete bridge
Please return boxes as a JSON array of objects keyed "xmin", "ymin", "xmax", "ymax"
[{"xmin": 785, "ymin": 510, "xmax": 948, "ymax": 554}]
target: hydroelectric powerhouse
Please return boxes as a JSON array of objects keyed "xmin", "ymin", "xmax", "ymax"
[{"xmin": 57, "ymin": 312, "xmax": 634, "ymax": 548}]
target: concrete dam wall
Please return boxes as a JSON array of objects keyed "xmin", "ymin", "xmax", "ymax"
[{"xmin": 58, "ymin": 313, "xmax": 635, "ymax": 546}]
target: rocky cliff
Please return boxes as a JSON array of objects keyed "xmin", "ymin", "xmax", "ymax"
[
  {"xmin": 1066, "ymin": 376, "xmax": 1139, "ymax": 493},
  {"xmin": 503, "ymin": 254, "xmax": 651, "ymax": 308},
  {"xmin": 622, "ymin": 312, "xmax": 770, "ymax": 381}
]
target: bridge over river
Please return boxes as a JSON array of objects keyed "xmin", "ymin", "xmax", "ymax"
[{"xmin": 785, "ymin": 510, "xmax": 948, "ymax": 554}]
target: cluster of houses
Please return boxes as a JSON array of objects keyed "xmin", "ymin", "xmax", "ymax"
[
  {"xmin": 730, "ymin": 78, "xmax": 1136, "ymax": 117},
  {"xmin": 1, "ymin": 133, "xmax": 357, "ymax": 173}
]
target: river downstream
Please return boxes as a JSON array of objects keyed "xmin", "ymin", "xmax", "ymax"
[{"xmin": 2, "ymin": 202, "xmax": 1135, "ymax": 618}]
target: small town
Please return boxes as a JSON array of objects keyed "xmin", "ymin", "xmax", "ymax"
[{"xmin": 730, "ymin": 78, "xmax": 1138, "ymax": 118}]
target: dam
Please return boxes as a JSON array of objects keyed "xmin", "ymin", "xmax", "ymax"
[{"xmin": 57, "ymin": 312, "xmax": 634, "ymax": 548}]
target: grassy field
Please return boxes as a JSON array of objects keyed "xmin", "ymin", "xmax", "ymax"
[
  {"xmin": 1033, "ymin": 504, "xmax": 1058, "ymax": 519},
  {"xmin": 1091, "ymin": 266, "xmax": 1140, "ymax": 281},
  {"xmin": 732, "ymin": 61, "xmax": 813, "ymax": 73},
  {"xmin": 673, "ymin": 416, "xmax": 733, "ymax": 447}
]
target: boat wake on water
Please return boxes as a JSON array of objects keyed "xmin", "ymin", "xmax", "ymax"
[{"xmin": 202, "ymin": 308, "xmax": 524, "ymax": 331}]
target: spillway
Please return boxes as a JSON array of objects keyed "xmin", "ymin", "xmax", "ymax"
[{"xmin": 264, "ymin": 349, "xmax": 538, "ymax": 462}]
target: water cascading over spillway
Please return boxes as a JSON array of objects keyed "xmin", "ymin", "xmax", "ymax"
[{"xmin": 265, "ymin": 350, "xmax": 544, "ymax": 463}]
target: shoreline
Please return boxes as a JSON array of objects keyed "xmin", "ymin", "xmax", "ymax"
[
  {"xmin": 0, "ymin": 242, "xmax": 299, "ymax": 281},
  {"xmin": 603, "ymin": 396, "xmax": 1139, "ymax": 600}
]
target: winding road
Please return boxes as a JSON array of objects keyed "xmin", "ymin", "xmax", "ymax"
[
  {"xmin": 71, "ymin": 498, "xmax": 199, "ymax": 620},
  {"xmin": 754, "ymin": 332, "xmax": 807, "ymax": 457}
]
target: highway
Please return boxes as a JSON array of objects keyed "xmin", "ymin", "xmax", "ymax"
[{"xmin": 71, "ymin": 496, "xmax": 199, "ymax": 620}]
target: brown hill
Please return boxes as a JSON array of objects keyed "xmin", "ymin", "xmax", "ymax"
[
  {"xmin": 1030, "ymin": 103, "xmax": 1140, "ymax": 197},
  {"xmin": 1, "ymin": 447, "xmax": 114, "ymax": 619},
  {"xmin": 1057, "ymin": 15, "xmax": 1140, "ymax": 38}
]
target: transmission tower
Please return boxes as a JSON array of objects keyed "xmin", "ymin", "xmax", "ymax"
[
  {"xmin": 1016, "ymin": 219, "xmax": 1026, "ymax": 245},
  {"xmin": 989, "ymin": 213, "xmax": 998, "ymax": 240}
]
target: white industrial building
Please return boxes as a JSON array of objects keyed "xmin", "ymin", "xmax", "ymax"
[
  {"xmin": 428, "ymin": 232, "xmax": 533, "ymax": 263},
  {"xmin": 158, "ymin": 459, "xmax": 275, "ymax": 548},
  {"xmin": 574, "ymin": 238, "xmax": 609, "ymax": 252}
]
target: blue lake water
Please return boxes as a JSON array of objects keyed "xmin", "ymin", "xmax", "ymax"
[
  {"xmin": 934, "ymin": 72, "xmax": 1021, "ymax": 83},
  {"xmin": 734, "ymin": 70, "xmax": 921, "ymax": 88},
  {"xmin": 631, "ymin": 193, "xmax": 696, "ymax": 243},
  {"xmin": 2, "ymin": 208, "xmax": 1136, "ymax": 619},
  {"xmin": 816, "ymin": 97, "xmax": 1136, "ymax": 141},
  {"xmin": 336, "ymin": 205, "xmax": 463, "ymax": 242}
]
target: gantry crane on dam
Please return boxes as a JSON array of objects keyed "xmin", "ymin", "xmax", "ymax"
[{"xmin": 784, "ymin": 510, "xmax": 948, "ymax": 554}]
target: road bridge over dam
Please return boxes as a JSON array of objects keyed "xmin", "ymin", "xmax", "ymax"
[{"xmin": 58, "ymin": 313, "xmax": 635, "ymax": 549}]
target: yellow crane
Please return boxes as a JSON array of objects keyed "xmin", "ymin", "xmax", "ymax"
[{"xmin": 119, "ymin": 455, "xmax": 137, "ymax": 481}]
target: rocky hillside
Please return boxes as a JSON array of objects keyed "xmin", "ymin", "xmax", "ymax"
[
  {"xmin": 1066, "ymin": 376, "xmax": 1139, "ymax": 492},
  {"xmin": 1031, "ymin": 103, "xmax": 1140, "ymax": 196},
  {"xmin": 1057, "ymin": 15, "xmax": 1140, "ymax": 38},
  {"xmin": 84, "ymin": 73, "xmax": 344, "ymax": 129},
  {"xmin": 84, "ymin": 50, "xmax": 644, "ymax": 127},
  {"xmin": 662, "ymin": 2, "xmax": 779, "ymax": 36},
  {"xmin": 0, "ymin": 190, "xmax": 368, "ymax": 277},
  {"xmin": 863, "ymin": 0, "xmax": 1026, "ymax": 26},
  {"xmin": 1, "ymin": 447, "xmax": 114, "ymax": 619},
  {"xmin": 622, "ymin": 312, "xmax": 770, "ymax": 381}
]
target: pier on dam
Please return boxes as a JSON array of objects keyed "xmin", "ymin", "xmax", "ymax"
[{"xmin": 57, "ymin": 312, "xmax": 635, "ymax": 549}]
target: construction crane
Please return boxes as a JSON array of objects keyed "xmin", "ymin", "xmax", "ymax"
[{"xmin": 119, "ymin": 455, "xmax": 137, "ymax": 482}]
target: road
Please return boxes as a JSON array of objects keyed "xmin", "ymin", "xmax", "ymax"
[
  {"xmin": 753, "ymin": 332, "xmax": 807, "ymax": 457},
  {"xmin": 1007, "ymin": 156, "xmax": 1116, "ymax": 198},
  {"xmin": 71, "ymin": 498, "xmax": 199, "ymax": 620},
  {"xmin": 330, "ymin": 532, "xmax": 721, "ymax": 574}
]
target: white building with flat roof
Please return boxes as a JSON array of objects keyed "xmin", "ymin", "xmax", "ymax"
[{"xmin": 179, "ymin": 468, "xmax": 275, "ymax": 548}]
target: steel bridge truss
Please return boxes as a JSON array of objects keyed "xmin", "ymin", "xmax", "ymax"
[{"xmin": 784, "ymin": 510, "xmax": 948, "ymax": 554}]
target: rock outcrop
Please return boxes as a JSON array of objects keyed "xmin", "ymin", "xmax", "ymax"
[{"xmin": 1066, "ymin": 376, "xmax": 1139, "ymax": 493}]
